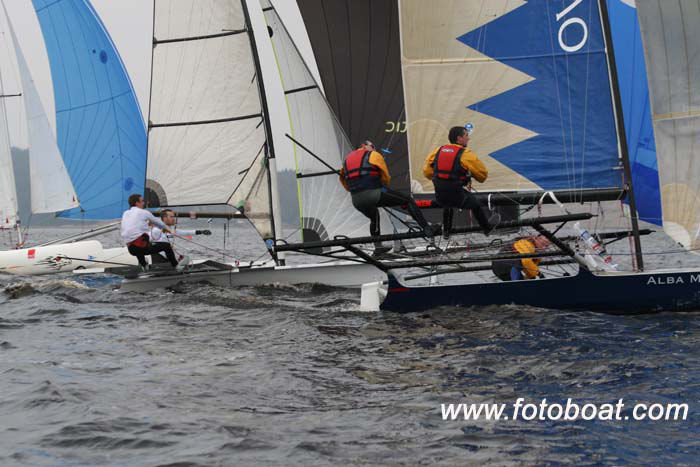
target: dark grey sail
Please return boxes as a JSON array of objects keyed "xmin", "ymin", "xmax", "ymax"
[{"xmin": 297, "ymin": 0, "xmax": 409, "ymax": 192}]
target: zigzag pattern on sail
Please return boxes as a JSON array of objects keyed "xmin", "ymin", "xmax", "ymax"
[
  {"xmin": 401, "ymin": 0, "xmax": 624, "ymax": 193},
  {"xmin": 32, "ymin": 0, "xmax": 147, "ymax": 220},
  {"xmin": 457, "ymin": 0, "xmax": 622, "ymax": 190}
]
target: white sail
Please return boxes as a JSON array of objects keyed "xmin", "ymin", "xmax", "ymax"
[
  {"xmin": 636, "ymin": 0, "xmax": 700, "ymax": 250},
  {"xmin": 262, "ymin": 1, "xmax": 373, "ymax": 242},
  {"xmin": 0, "ymin": 82, "xmax": 17, "ymax": 229},
  {"xmin": 146, "ymin": 0, "xmax": 274, "ymax": 238},
  {"xmin": 0, "ymin": 7, "xmax": 16, "ymax": 229},
  {"xmin": 7, "ymin": 16, "xmax": 79, "ymax": 214}
]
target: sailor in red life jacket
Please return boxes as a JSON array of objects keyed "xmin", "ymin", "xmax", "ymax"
[
  {"xmin": 339, "ymin": 140, "xmax": 433, "ymax": 254},
  {"xmin": 120, "ymin": 194, "xmax": 185, "ymax": 272},
  {"xmin": 423, "ymin": 126, "xmax": 493, "ymax": 239}
]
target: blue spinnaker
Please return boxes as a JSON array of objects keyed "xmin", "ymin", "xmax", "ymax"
[
  {"xmin": 607, "ymin": 0, "xmax": 661, "ymax": 225},
  {"xmin": 32, "ymin": 0, "xmax": 146, "ymax": 219},
  {"xmin": 458, "ymin": 0, "xmax": 622, "ymax": 191}
]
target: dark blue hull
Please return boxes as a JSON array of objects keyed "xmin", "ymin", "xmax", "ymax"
[{"xmin": 382, "ymin": 268, "xmax": 700, "ymax": 314}]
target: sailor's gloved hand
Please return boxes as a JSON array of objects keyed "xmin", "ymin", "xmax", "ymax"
[
  {"xmin": 196, "ymin": 230, "xmax": 212, "ymax": 235},
  {"xmin": 537, "ymin": 272, "xmax": 545, "ymax": 279}
]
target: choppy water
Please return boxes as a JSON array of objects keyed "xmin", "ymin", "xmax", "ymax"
[{"xmin": 2, "ymin": 222, "xmax": 700, "ymax": 466}]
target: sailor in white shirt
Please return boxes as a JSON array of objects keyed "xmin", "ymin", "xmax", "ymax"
[
  {"xmin": 150, "ymin": 209, "xmax": 211, "ymax": 264},
  {"xmin": 121, "ymin": 194, "xmax": 182, "ymax": 271}
]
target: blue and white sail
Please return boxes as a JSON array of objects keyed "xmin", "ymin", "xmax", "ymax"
[
  {"xmin": 400, "ymin": 0, "xmax": 623, "ymax": 193},
  {"xmin": 607, "ymin": 0, "xmax": 660, "ymax": 225},
  {"xmin": 32, "ymin": 0, "xmax": 147, "ymax": 220},
  {"xmin": 636, "ymin": 0, "xmax": 700, "ymax": 250}
]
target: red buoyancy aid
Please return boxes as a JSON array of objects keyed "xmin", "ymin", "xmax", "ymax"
[
  {"xmin": 343, "ymin": 149, "xmax": 383, "ymax": 193},
  {"xmin": 432, "ymin": 144, "xmax": 469, "ymax": 184}
]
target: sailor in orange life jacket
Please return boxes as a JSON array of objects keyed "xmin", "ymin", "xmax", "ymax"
[
  {"xmin": 339, "ymin": 140, "xmax": 433, "ymax": 254},
  {"xmin": 491, "ymin": 235, "xmax": 551, "ymax": 281},
  {"xmin": 423, "ymin": 126, "xmax": 493, "ymax": 238}
]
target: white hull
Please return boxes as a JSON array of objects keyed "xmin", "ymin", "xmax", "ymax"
[
  {"xmin": 119, "ymin": 260, "xmax": 386, "ymax": 293},
  {"xmin": 0, "ymin": 241, "xmax": 137, "ymax": 275}
]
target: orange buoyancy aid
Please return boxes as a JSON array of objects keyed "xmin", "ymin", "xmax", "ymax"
[
  {"xmin": 343, "ymin": 149, "xmax": 383, "ymax": 192},
  {"xmin": 432, "ymin": 144, "xmax": 469, "ymax": 184}
]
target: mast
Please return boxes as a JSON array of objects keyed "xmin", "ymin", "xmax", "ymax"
[
  {"xmin": 598, "ymin": 0, "xmax": 644, "ymax": 271},
  {"xmin": 242, "ymin": 0, "xmax": 286, "ymax": 266}
]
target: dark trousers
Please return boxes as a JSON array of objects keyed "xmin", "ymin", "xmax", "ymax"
[
  {"xmin": 492, "ymin": 259, "xmax": 521, "ymax": 281},
  {"xmin": 434, "ymin": 181, "xmax": 491, "ymax": 235},
  {"xmin": 351, "ymin": 187, "xmax": 430, "ymax": 237},
  {"xmin": 127, "ymin": 241, "xmax": 178, "ymax": 267}
]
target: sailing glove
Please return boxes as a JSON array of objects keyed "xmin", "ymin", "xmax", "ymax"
[{"xmin": 196, "ymin": 230, "xmax": 212, "ymax": 235}]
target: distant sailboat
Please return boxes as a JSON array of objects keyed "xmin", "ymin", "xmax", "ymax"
[
  {"xmin": 0, "ymin": 1, "xmax": 139, "ymax": 275},
  {"xmin": 31, "ymin": 0, "xmax": 147, "ymax": 220},
  {"xmin": 0, "ymin": 1, "xmax": 78, "ymax": 243}
]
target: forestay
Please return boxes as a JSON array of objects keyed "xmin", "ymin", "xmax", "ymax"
[
  {"xmin": 636, "ymin": 0, "xmax": 700, "ymax": 250},
  {"xmin": 146, "ymin": 0, "xmax": 273, "ymax": 239},
  {"xmin": 399, "ymin": 0, "xmax": 624, "ymax": 194},
  {"xmin": 32, "ymin": 0, "xmax": 147, "ymax": 220},
  {"xmin": 262, "ymin": 1, "xmax": 373, "ymax": 242}
]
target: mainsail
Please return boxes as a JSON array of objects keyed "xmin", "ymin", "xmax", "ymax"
[
  {"xmin": 261, "ymin": 0, "xmax": 372, "ymax": 242},
  {"xmin": 635, "ymin": 0, "xmax": 700, "ymax": 250},
  {"xmin": 0, "ymin": 68, "xmax": 17, "ymax": 229},
  {"xmin": 32, "ymin": 0, "xmax": 147, "ymax": 220},
  {"xmin": 296, "ymin": 0, "xmax": 411, "ymax": 191},
  {"xmin": 146, "ymin": 0, "xmax": 280, "ymax": 240},
  {"xmin": 607, "ymin": 0, "xmax": 660, "ymax": 225},
  {"xmin": 399, "ymin": 0, "xmax": 624, "ymax": 195}
]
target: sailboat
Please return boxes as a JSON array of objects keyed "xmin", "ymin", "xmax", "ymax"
[
  {"xmin": 0, "ymin": 0, "xmax": 145, "ymax": 275},
  {"xmin": 118, "ymin": 0, "xmax": 387, "ymax": 292},
  {"xmin": 275, "ymin": 0, "xmax": 700, "ymax": 314}
]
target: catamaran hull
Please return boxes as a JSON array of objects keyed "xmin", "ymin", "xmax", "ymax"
[
  {"xmin": 380, "ymin": 268, "xmax": 700, "ymax": 314},
  {"xmin": 119, "ymin": 261, "xmax": 386, "ymax": 293},
  {"xmin": 0, "ymin": 241, "xmax": 136, "ymax": 275}
]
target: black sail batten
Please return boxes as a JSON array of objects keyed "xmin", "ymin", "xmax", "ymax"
[
  {"xmin": 154, "ymin": 29, "xmax": 247, "ymax": 45},
  {"xmin": 241, "ymin": 0, "xmax": 280, "ymax": 262},
  {"xmin": 598, "ymin": 0, "xmax": 644, "ymax": 270},
  {"xmin": 149, "ymin": 113, "xmax": 263, "ymax": 129}
]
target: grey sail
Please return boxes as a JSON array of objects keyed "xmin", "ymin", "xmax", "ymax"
[{"xmin": 635, "ymin": 0, "xmax": 700, "ymax": 251}]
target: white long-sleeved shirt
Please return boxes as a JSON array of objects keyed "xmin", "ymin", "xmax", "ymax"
[
  {"xmin": 150, "ymin": 226, "xmax": 196, "ymax": 245},
  {"xmin": 120, "ymin": 207, "xmax": 168, "ymax": 244}
]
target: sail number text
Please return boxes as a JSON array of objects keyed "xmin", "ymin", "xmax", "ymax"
[{"xmin": 556, "ymin": 0, "xmax": 588, "ymax": 53}]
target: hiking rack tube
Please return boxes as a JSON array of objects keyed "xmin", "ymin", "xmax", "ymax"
[
  {"xmin": 411, "ymin": 188, "xmax": 627, "ymax": 208},
  {"xmin": 275, "ymin": 212, "xmax": 595, "ymax": 254},
  {"xmin": 380, "ymin": 250, "xmax": 567, "ymax": 271},
  {"xmin": 403, "ymin": 259, "xmax": 578, "ymax": 281}
]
